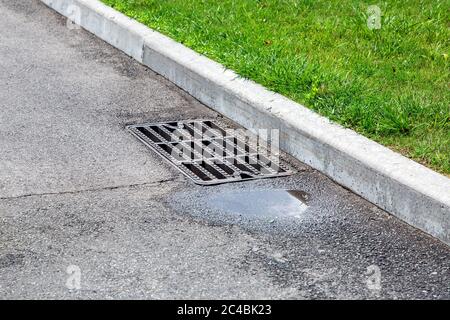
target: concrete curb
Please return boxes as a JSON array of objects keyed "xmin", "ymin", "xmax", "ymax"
[{"xmin": 40, "ymin": 0, "xmax": 450, "ymax": 245}]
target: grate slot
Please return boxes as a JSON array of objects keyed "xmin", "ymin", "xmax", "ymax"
[
  {"xmin": 210, "ymin": 160, "xmax": 235, "ymax": 176},
  {"xmin": 157, "ymin": 124, "xmax": 189, "ymax": 142},
  {"xmin": 231, "ymin": 157, "xmax": 260, "ymax": 175},
  {"xmin": 239, "ymin": 155, "xmax": 283, "ymax": 174},
  {"xmin": 182, "ymin": 163, "xmax": 213, "ymax": 182},
  {"xmin": 200, "ymin": 120, "xmax": 227, "ymax": 137},
  {"xmin": 198, "ymin": 161, "xmax": 227, "ymax": 180},
  {"xmin": 178, "ymin": 140, "xmax": 206, "ymax": 160},
  {"xmin": 136, "ymin": 127, "xmax": 163, "ymax": 144}
]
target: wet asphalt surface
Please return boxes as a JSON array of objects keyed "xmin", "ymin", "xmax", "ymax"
[{"xmin": 0, "ymin": 0, "xmax": 449, "ymax": 299}]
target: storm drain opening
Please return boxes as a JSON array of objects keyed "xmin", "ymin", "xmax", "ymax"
[{"xmin": 127, "ymin": 120, "xmax": 293, "ymax": 185}]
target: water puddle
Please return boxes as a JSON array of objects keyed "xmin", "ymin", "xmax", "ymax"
[{"xmin": 207, "ymin": 190, "xmax": 310, "ymax": 219}]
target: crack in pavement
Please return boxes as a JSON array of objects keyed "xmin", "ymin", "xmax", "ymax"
[{"xmin": 0, "ymin": 177, "xmax": 179, "ymax": 201}]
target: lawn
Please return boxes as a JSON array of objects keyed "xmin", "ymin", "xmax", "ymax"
[{"xmin": 102, "ymin": 0, "xmax": 450, "ymax": 174}]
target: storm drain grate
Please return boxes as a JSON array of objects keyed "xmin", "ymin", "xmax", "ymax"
[{"xmin": 127, "ymin": 120, "xmax": 293, "ymax": 185}]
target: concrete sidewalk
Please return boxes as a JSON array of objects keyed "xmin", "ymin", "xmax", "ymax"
[{"xmin": 0, "ymin": 0, "xmax": 448, "ymax": 299}]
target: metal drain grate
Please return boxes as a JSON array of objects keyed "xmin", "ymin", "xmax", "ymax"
[{"xmin": 127, "ymin": 120, "xmax": 293, "ymax": 185}]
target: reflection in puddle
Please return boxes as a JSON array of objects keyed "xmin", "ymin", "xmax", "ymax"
[{"xmin": 208, "ymin": 190, "xmax": 310, "ymax": 218}]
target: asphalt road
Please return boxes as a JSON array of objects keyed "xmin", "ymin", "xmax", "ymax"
[{"xmin": 0, "ymin": 0, "xmax": 448, "ymax": 299}]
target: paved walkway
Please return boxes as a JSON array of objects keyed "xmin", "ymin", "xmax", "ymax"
[{"xmin": 0, "ymin": 0, "xmax": 448, "ymax": 299}]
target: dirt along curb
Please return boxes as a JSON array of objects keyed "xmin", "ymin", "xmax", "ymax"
[{"xmin": 40, "ymin": 0, "xmax": 450, "ymax": 245}]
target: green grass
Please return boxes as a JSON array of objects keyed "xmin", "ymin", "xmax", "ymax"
[{"xmin": 102, "ymin": 0, "xmax": 450, "ymax": 174}]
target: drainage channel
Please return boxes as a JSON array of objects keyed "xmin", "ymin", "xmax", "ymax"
[{"xmin": 127, "ymin": 120, "xmax": 294, "ymax": 185}]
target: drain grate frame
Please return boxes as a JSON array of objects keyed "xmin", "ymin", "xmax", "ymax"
[{"xmin": 127, "ymin": 119, "xmax": 293, "ymax": 185}]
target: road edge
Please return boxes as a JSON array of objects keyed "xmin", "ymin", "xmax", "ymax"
[{"xmin": 40, "ymin": 0, "xmax": 450, "ymax": 245}]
